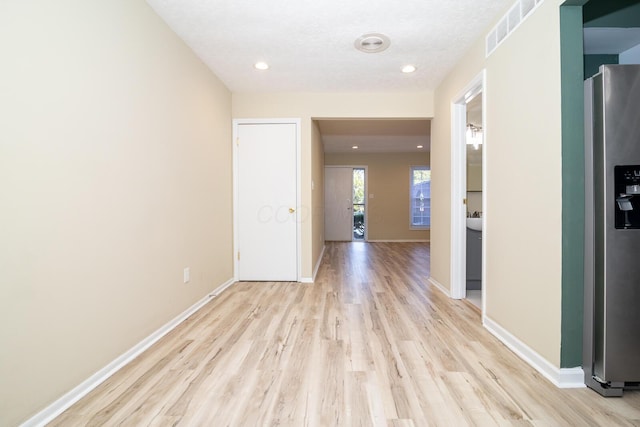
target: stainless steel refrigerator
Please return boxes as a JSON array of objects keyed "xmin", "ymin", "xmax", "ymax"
[{"xmin": 584, "ymin": 64, "xmax": 640, "ymax": 396}]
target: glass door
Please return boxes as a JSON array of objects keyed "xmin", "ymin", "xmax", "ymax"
[{"xmin": 353, "ymin": 168, "xmax": 365, "ymax": 240}]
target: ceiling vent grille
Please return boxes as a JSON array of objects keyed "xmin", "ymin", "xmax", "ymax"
[{"xmin": 486, "ymin": 0, "xmax": 544, "ymax": 57}]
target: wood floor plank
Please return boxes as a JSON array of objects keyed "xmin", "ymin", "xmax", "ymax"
[{"xmin": 48, "ymin": 242, "xmax": 640, "ymax": 426}]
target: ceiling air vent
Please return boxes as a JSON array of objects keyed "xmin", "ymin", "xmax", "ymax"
[
  {"xmin": 355, "ymin": 33, "xmax": 390, "ymax": 53},
  {"xmin": 486, "ymin": 0, "xmax": 544, "ymax": 57}
]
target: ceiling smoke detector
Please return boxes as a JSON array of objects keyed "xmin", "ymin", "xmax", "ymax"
[{"xmin": 354, "ymin": 33, "xmax": 390, "ymax": 53}]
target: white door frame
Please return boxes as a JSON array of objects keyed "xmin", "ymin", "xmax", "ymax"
[
  {"xmin": 324, "ymin": 165, "xmax": 368, "ymax": 242},
  {"xmin": 451, "ymin": 71, "xmax": 486, "ymax": 314},
  {"xmin": 232, "ymin": 118, "xmax": 302, "ymax": 282}
]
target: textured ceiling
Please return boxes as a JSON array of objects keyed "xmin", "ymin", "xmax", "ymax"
[{"xmin": 147, "ymin": 0, "xmax": 513, "ymax": 93}]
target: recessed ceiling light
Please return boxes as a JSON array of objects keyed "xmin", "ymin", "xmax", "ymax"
[
  {"xmin": 402, "ymin": 65, "xmax": 417, "ymax": 73},
  {"xmin": 254, "ymin": 62, "xmax": 269, "ymax": 70},
  {"xmin": 352, "ymin": 145, "xmax": 359, "ymax": 149},
  {"xmin": 417, "ymin": 145, "xmax": 424, "ymax": 149},
  {"xmin": 354, "ymin": 33, "xmax": 390, "ymax": 53}
]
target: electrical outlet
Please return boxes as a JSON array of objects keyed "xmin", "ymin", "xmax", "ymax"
[{"xmin": 183, "ymin": 267, "xmax": 190, "ymax": 283}]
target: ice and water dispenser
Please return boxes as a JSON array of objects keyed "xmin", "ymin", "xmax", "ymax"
[{"xmin": 614, "ymin": 166, "xmax": 640, "ymax": 229}]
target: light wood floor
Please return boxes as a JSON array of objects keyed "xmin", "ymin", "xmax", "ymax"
[{"xmin": 50, "ymin": 242, "xmax": 640, "ymax": 426}]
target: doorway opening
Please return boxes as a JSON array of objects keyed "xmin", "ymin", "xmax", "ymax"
[
  {"xmin": 465, "ymin": 93, "xmax": 483, "ymax": 310},
  {"xmin": 451, "ymin": 70, "xmax": 486, "ymax": 316},
  {"xmin": 353, "ymin": 168, "xmax": 366, "ymax": 240}
]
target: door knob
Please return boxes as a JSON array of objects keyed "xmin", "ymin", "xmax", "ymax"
[{"xmin": 289, "ymin": 208, "xmax": 295, "ymax": 213}]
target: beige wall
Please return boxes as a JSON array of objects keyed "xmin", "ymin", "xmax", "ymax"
[
  {"xmin": 467, "ymin": 163, "xmax": 483, "ymax": 214},
  {"xmin": 467, "ymin": 163, "xmax": 483, "ymax": 192},
  {"xmin": 232, "ymin": 92, "xmax": 434, "ymax": 278},
  {"xmin": 0, "ymin": 1, "xmax": 233, "ymax": 425},
  {"xmin": 311, "ymin": 121, "xmax": 325, "ymax": 276},
  {"xmin": 325, "ymin": 153, "xmax": 430, "ymax": 241},
  {"xmin": 430, "ymin": 0, "xmax": 563, "ymax": 366}
]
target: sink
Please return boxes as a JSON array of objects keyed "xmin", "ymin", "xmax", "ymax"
[{"xmin": 467, "ymin": 217, "xmax": 482, "ymax": 231}]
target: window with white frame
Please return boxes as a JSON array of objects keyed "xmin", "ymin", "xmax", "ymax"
[{"xmin": 410, "ymin": 166, "xmax": 431, "ymax": 229}]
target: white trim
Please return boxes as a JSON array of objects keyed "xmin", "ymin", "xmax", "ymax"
[
  {"xmin": 20, "ymin": 278, "xmax": 236, "ymax": 427},
  {"xmin": 232, "ymin": 118, "xmax": 302, "ymax": 282},
  {"xmin": 210, "ymin": 277, "xmax": 236, "ymax": 297},
  {"xmin": 428, "ymin": 277, "xmax": 451, "ymax": 297},
  {"xmin": 368, "ymin": 239, "xmax": 430, "ymax": 243},
  {"xmin": 483, "ymin": 316, "xmax": 585, "ymax": 389},
  {"xmin": 450, "ymin": 101, "xmax": 467, "ymax": 300},
  {"xmin": 480, "ymin": 80, "xmax": 488, "ymax": 316},
  {"xmin": 296, "ymin": 120, "xmax": 302, "ymax": 280}
]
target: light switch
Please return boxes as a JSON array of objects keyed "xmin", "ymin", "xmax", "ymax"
[
  {"xmin": 370, "ymin": 193, "xmax": 374, "ymax": 199},
  {"xmin": 183, "ymin": 267, "xmax": 190, "ymax": 283}
]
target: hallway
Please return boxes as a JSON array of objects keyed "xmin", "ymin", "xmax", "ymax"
[{"xmin": 50, "ymin": 242, "xmax": 640, "ymax": 426}]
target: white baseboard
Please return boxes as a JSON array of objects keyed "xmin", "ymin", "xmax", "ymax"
[
  {"xmin": 300, "ymin": 245, "xmax": 326, "ymax": 283},
  {"xmin": 367, "ymin": 239, "xmax": 430, "ymax": 243},
  {"xmin": 21, "ymin": 278, "xmax": 236, "ymax": 427},
  {"xmin": 428, "ymin": 277, "xmax": 451, "ymax": 297},
  {"xmin": 483, "ymin": 316, "xmax": 585, "ymax": 389},
  {"xmin": 208, "ymin": 277, "xmax": 235, "ymax": 298}
]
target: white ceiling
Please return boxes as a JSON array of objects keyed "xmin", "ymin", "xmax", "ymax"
[
  {"xmin": 318, "ymin": 119, "xmax": 430, "ymax": 153},
  {"xmin": 146, "ymin": 0, "xmax": 513, "ymax": 93}
]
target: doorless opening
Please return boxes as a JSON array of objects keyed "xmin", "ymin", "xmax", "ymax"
[{"xmin": 451, "ymin": 71, "xmax": 486, "ymax": 316}]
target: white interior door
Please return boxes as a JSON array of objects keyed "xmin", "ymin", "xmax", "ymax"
[
  {"xmin": 237, "ymin": 122, "xmax": 297, "ymax": 281},
  {"xmin": 325, "ymin": 167, "xmax": 352, "ymax": 241}
]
